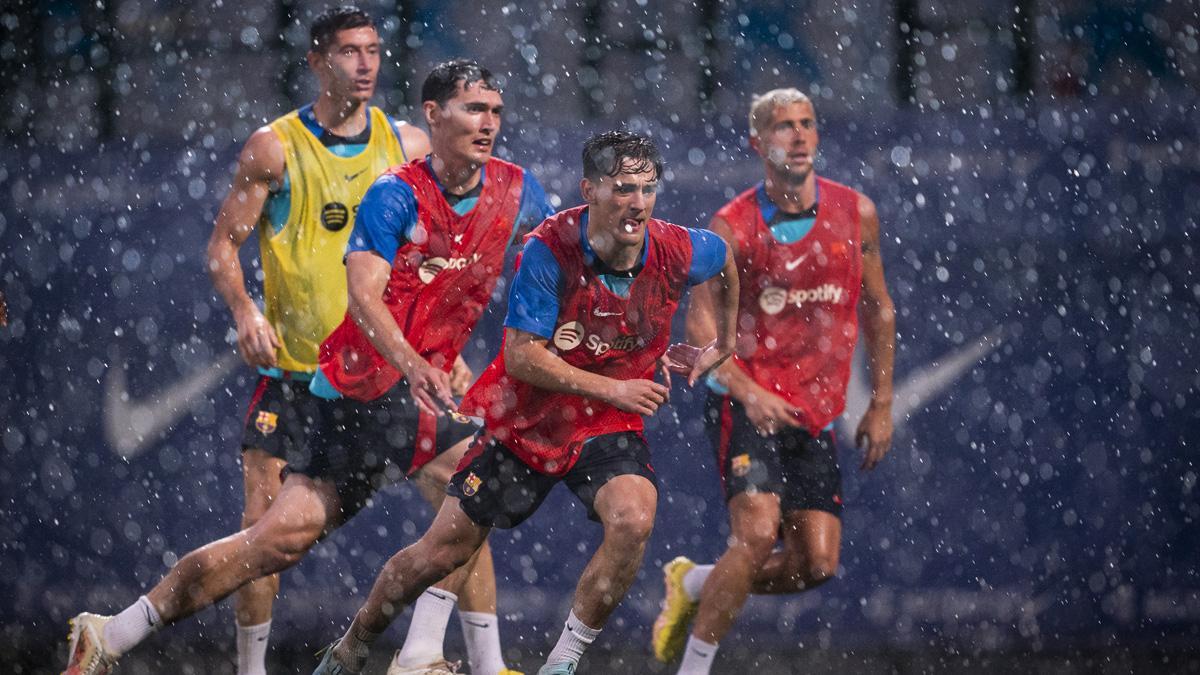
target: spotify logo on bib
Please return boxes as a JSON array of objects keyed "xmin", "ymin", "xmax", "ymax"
[
  {"xmin": 553, "ymin": 321, "xmax": 585, "ymax": 351},
  {"xmin": 758, "ymin": 287, "xmax": 788, "ymax": 315}
]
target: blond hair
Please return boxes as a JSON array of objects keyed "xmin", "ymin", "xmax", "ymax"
[{"xmin": 749, "ymin": 88, "xmax": 812, "ymax": 137}]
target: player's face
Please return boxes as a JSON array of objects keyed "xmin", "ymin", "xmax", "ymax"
[
  {"xmin": 426, "ymin": 81, "xmax": 504, "ymax": 166},
  {"xmin": 311, "ymin": 27, "xmax": 381, "ymax": 103},
  {"xmin": 752, "ymin": 101, "xmax": 819, "ymax": 181},
  {"xmin": 581, "ymin": 161, "xmax": 660, "ymax": 248}
]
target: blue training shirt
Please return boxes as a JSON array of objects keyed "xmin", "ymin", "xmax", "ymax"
[
  {"xmin": 506, "ymin": 210, "xmax": 727, "ymax": 339},
  {"xmin": 347, "ymin": 166, "xmax": 553, "ymax": 263}
]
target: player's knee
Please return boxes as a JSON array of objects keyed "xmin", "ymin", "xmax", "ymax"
[
  {"xmin": 735, "ymin": 527, "xmax": 778, "ymax": 562},
  {"xmin": 253, "ymin": 526, "xmax": 320, "ymax": 573},
  {"xmin": 804, "ymin": 553, "xmax": 838, "ymax": 585},
  {"xmin": 603, "ymin": 505, "xmax": 655, "ymax": 544}
]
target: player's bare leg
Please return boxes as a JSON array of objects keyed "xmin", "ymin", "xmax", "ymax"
[
  {"xmin": 392, "ymin": 441, "xmax": 509, "ymax": 674},
  {"xmin": 571, "ymin": 474, "xmax": 658, "ymax": 626},
  {"xmin": 541, "ymin": 474, "xmax": 657, "ymax": 672},
  {"xmin": 328, "ymin": 497, "xmax": 491, "ymax": 672},
  {"xmin": 690, "ymin": 492, "xmax": 782, "ymax": 644},
  {"xmin": 750, "ymin": 509, "xmax": 841, "ymax": 594},
  {"xmin": 147, "ymin": 474, "xmax": 340, "ymax": 622},
  {"xmin": 65, "ymin": 474, "xmax": 341, "ymax": 672},
  {"xmin": 234, "ymin": 448, "xmax": 287, "ymax": 674}
]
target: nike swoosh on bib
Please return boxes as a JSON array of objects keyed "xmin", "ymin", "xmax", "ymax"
[
  {"xmin": 104, "ymin": 350, "xmax": 242, "ymax": 458},
  {"xmin": 344, "ymin": 169, "xmax": 367, "ymax": 181},
  {"xmin": 785, "ymin": 253, "xmax": 810, "ymax": 271},
  {"xmin": 839, "ymin": 325, "xmax": 1007, "ymax": 440}
]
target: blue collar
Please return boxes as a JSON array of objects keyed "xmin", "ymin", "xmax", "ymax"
[
  {"xmin": 579, "ymin": 209, "xmax": 649, "ymax": 267},
  {"xmin": 297, "ymin": 103, "xmax": 372, "ymax": 140},
  {"xmin": 425, "ymin": 157, "xmax": 487, "ymax": 193},
  {"xmin": 756, "ymin": 180, "xmax": 819, "ymax": 223}
]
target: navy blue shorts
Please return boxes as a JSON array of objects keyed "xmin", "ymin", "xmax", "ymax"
[
  {"xmin": 447, "ymin": 431, "xmax": 658, "ymax": 529},
  {"xmin": 241, "ymin": 375, "xmax": 323, "ymax": 464},
  {"xmin": 284, "ymin": 382, "xmax": 476, "ymax": 520},
  {"xmin": 705, "ymin": 390, "xmax": 843, "ymax": 517}
]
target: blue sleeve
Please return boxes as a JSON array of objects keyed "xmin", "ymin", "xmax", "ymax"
[
  {"xmin": 504, "ymin": 238, "xmax": 562, "ymax": 338},
  {"xmin": 346, "ymin": 174, "xmax": 419, "ymax": 262},
  {"xmin": 687, "ymin": 228, "xmax": 728, "ymax": 285},
  {"xmin": 516, "ymin": 171, "xmax": 554, "ymax": 233}
]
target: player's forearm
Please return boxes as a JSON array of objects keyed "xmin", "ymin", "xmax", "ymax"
[
  {"xmin": 860, "ymin": 294, "xmax": 896, "ymax": 405},
  {"xmin": 348, "ymin": 293, "xmax": 427, "ymax": 376},
  {"xmin": 206, "ymin": 237, "xmax": 256, "ymax": 319},
  {"xmin": 711, "ymin": 256, "xmax": 740, "ymax": 354},
  {"xmin": 506, "ymin": 342, "xmax": 617, "ymax": 402},
  {"xmin": 684, "ymin": 287, "xmax": 718, "ymax": 347}
]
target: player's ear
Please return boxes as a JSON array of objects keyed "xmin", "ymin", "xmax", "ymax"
[
  {"xmin": 423, "ymin": 101, "xmax": 439, "ymax": 128},
  {"xmin": 579, "ymin": 177, "xmax": 595, "ymax": 203},
  {"xmin": 306, "ymin": 49, "xmax": 322, "ymax": 73},
  {"xmin": 748, "ymin": 134, "xmax": 762, "ymax": 156}
]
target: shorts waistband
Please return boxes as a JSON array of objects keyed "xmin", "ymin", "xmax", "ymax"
[{"xmin": 257, "ymin": 367, "xmax": 316, "ymax": 382}]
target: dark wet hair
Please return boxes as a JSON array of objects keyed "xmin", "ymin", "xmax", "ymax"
[
  {"xmin": 581, "ymin": 130, "xmax": 664, "ymax": 181},
  {"xmin": 310, "ymin": 6, "xmax": 375, "ymax": 53},
  {"xmin": 421, "ymin": 59, "xmax": 500, "ymax": 105}
]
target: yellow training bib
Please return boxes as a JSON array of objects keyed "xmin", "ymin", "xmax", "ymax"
[{"xmin": 259, "ymin": 106, "xmax": 408, "ymax": 372}]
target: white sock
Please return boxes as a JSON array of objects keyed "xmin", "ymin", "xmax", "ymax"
[
  {"xmin": 236, "ymin": 620, "xmax": 271, "ymax": 675},
  {"xmin": 102, "ymin": 595, "xmax": 162, "ymax": 657},
  {"xmin": 459, "ymin": 611, "xmax": 506, "ymax": 675},
  {"xmin": 682, "ymin": 565, "xmax": 714, "ymax": 601},
  {"xmin": 394, "ymin": 588, "xmax": 457, "ymax": 666},
  {"xmin": 677, "ymin": 635, "xmax": 719, "ymax": 674},
  {"xmin": 544, "ymin": 610, "xmax": 600, "ymax": 668}
]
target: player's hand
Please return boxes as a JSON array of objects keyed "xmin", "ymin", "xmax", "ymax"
[
  {"xmin": 233, "ymin": 304, "xmax": 280, "ymax": 369},
  {"xmin": 855, "ymin": 401, "xmax": 893, "ymax": 470},
  {"xmin": 449, "ymin": 354, "xmax": 474, "ymax": 397},
  {"xmin": 657, "ymin": 354, "xmax": 674, "ymax": 390},
  {"xmin": 605, "ymin": 378, "xmax": 670, "ymax": 416},
  {"xmin": 407, "ymin": 359, "xmax": 457, "ymax": 416},
  {"xmin": 740, "ymin": 384, "xmax": 803, "ymax": 436},
  {"xmin": 664, "ymin": 340, "xmax": 731, "ymax": 386}
]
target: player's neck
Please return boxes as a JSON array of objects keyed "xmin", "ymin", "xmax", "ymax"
[
  {"xmin": 428, "ymin": 150, "xmax": 484, "ymax": 196},
  {"xmin": 311, "ymin": 95, "xmax": 369, "ymax": 137},
  {"xmin": 587, "ymin": 221, "xmax": 643, "ymax": 271},
  {"xmin": 763, "ymin": 171, "xmax": 816, "ymax": 213}
]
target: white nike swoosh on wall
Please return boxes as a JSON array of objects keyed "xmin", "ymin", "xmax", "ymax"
[
  {"xmin": 104, "ymin": 350, "xmax": 242, "ymax": 458},
  {"xmin": 839, "ymin": 326, "xmax": 1007, "ymax": 440}
]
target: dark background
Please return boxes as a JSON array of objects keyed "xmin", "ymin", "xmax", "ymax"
[{"xmin": 2, "ymin": 0, "xmax": 1198, "ymax": 672}]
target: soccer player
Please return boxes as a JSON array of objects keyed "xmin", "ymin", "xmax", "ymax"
[
  {"xmin": 650, "ymin": 88, "xmax": 897, "ymax": 674},
  {"xmin": 312, "ymin": 57, "xmax": 552, "ymax": 674},
  {"xmin": 62, "ymin": 51, "xmax": 539, "ymax": 675},
  {"xmin": 312, "ymin": 130, "xmax": 739, "ymax": 675},
  {"xmin": 207, "ymin": 8, "xmax": 427, "ymax": 675}
]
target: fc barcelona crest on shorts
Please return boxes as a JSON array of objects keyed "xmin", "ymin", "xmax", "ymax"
[
  {"xmin": 731, "ymin": 453, "xmax": 751, "ymax": 477},
  {"xmin": 463, "ymin": 472, "xmax": 482, "ymax": 497},
  {"xmin": 256, "ymin": 411, "xmax": 278, "ymax": 435}
]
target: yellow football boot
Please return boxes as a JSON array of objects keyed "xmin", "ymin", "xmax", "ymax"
[{"xmin": 651, "ymin": 556, "xmax": 699, "ymax": 662}]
